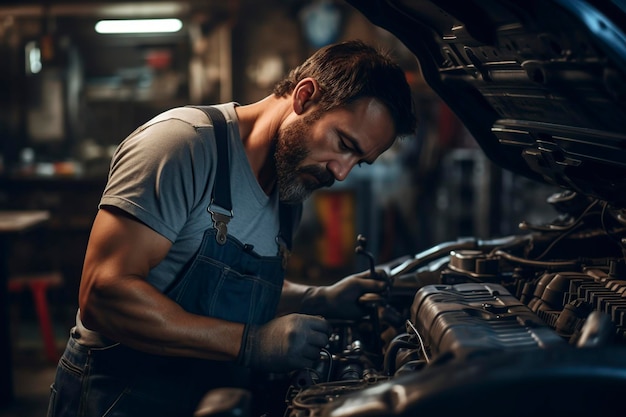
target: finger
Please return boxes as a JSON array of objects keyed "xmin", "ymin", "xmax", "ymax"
[
  {"xmin": 307, "ymin": 316, "xmax": 331, "ymax": 334},
  {"xmin": 354, "ymin": 269, "xmax": 373, "ymax": 279},
  {"xmin": 307, "ymin": 331, "xmax": 330, "ymax": 348},
  {"xmin": 352, "ymin": 268, "xmax": 386, "ymax": 282},
  {"xmin": 357, "ymin": 278, "xmax": 387, "ymax": 293}
]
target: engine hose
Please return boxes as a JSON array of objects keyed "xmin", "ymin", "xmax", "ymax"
[
  {"xmin": 383, "ymin": 333, "xmax": 417, "ymax": 376},
  {"xmin": 494, "ymin": 250, "xmax": 579, "ymax": 269},
  {"xmin": 390, "ymin": 235, "xmax": 531, "ymax": 277}
]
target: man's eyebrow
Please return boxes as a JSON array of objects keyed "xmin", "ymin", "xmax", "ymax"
[{"xmin": 340, "ymin": 131, "xmax": 369, "ymax": 162}]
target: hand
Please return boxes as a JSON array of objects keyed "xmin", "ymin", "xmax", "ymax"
[
  {"xmin": 301, "ymin": 270, "xmax": 388, "ymax": 320},
  {"xmin": 239, "ymin": 314, "xmax": 330, "ymax": 373}
]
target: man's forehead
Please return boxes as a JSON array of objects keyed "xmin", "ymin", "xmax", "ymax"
[{"xmin": 339, "ymin": 99, "xmax": 396, "ymax": 154}]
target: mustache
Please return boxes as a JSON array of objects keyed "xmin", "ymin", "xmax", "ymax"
[{"xmin": 297, "ymin": 165, "xmax": 335, "ymax": 188}]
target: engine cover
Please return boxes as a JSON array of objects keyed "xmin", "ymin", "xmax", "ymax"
[{"xmin": 410, "ymin": 283, "xmax": 565, "ymax": 359}]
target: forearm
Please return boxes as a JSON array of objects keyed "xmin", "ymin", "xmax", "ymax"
[
  {"xmin": 278, "ymin": 279, "xmax": 344, "ymax": 317},
  {"xmin": 80, "ymin": 275, "xmax": 244, "ymax": 361},
  {"xmin": 277, "ymin": 280, "xmax": 324, "ymax": 316}
]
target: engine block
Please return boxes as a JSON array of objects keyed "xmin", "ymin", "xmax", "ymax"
[{"xmin": 410, "ymin": 283, "xmax": 566, "ymax": 360}]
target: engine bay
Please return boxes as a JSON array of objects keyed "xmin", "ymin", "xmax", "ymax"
[
  {"xmin": 194, "ymin": 190, "xmax": 626, "ymax": 417},
  {"xmin": 247, "ymin": 190, "xmax": 626, "ymax": 417}
]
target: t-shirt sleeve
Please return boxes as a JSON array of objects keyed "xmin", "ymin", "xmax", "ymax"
[{"xmin": 100, "ymin": 117, "xmax": 215, "ymax": 243}]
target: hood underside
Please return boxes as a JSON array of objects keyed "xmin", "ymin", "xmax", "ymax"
[{"xmin": 347, "ymin": 0, "xmax": 626, "ymax": 206}]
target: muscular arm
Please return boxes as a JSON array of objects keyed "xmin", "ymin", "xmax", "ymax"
[{"xmin": 78, "ymin": 207, "xmax": 244, "ymax": 361}]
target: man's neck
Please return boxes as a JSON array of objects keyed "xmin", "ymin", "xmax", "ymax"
[{"xmin": 235, "ymin": 95, "xmax": 291, "ymax": 195}]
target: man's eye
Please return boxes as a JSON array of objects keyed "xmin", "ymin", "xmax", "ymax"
[{"xmin": 339, "ymin": 139, "xmax": 349, "ymax": 151}]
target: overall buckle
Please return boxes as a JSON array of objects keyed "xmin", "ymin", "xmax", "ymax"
[{"xmin": 208, "ymin": 203, "xmax": 233, "ymax": 245}]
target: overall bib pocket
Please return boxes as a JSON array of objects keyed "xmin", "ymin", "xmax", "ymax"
[{"xmin": 168, "ymin": 234, "xmax": 284, "ymax": 325}]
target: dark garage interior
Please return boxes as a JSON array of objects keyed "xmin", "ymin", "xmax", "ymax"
[{"xmin": 1, "ymin": 1, "xmax": 626, "ymax": 416}]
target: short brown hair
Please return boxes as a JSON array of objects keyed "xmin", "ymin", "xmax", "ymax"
[{"xmin": 273, "ymin": 40, "xmax": 416, "ymax": 137}]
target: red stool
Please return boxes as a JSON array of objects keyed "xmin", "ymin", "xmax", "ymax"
[{"xmin": 8, "ymin": 272, "xmax": 63, "ymax": 362}]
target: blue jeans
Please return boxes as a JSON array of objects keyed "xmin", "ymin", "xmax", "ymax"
[{"xmin": 48, "ymin": 333, "xmax": 251, "ymax": 417}]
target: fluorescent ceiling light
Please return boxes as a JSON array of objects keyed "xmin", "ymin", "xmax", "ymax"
[{"xmin": 95, "ymin": 18, "xmax": 182, "ymax": 34}]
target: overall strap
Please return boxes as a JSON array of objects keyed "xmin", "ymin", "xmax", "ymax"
[
  {"xmin": 189, "ymin": 105, "xmax": 294, "ymax": 261},
  {"xmin": 200, "ymin": 107, "xmax": 231, "ymax": 211},
  {"xmin": 189, "ymin": 105, "xmax": 232, "ymax": 245}
]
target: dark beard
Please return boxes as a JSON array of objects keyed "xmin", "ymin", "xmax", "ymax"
[{"xmin": 274, "ymin": 116, "xmax": 335, "ymax": 204}]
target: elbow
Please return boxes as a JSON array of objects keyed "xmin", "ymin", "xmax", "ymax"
[
  {"xmin": 78, "ymin": 279, "xmax": 108, "ymax": 333},
  {"xmin": 78, "ymin": 302, "xmax": 99, "ymax": 331},
  {"xmin": 78, "ymin": 291, "xmax": 100, "ymax": 332}
]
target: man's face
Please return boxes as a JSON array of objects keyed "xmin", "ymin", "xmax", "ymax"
[{"xmin": 275, "ymin": 97, "xmax": 396, "ymax": 204}]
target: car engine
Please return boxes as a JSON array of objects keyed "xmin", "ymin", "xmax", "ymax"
[{"xmin": 250, "ymin": 190, "xmax": 626, "ymax": 417}]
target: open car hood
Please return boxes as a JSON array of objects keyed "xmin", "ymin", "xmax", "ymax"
[{"xmin": 347, "ymin": 0, "xmax": 626, "ymax": 206}]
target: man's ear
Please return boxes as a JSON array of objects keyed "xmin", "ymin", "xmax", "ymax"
[{"xmin": 292, "ymin": 78, "xmax": 320, "ymax": 115}]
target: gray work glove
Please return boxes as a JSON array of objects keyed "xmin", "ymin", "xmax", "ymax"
[
  {"xmin": 239, "ymin": 313, "xmax": 330, "ymax": 373},
  {"xmin": 300, "ymin": 270, "xmax": 388, "ymax": 320}
]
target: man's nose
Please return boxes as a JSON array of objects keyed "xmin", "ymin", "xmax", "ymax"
[{"xmin": 327, "ymin": 157, "xmax": 357, "ymax": 182}]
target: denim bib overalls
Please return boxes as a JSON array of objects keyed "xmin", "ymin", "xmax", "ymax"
[{"xmin": 48, "ymin": 107, "xmax": 293, "ymax": 417}]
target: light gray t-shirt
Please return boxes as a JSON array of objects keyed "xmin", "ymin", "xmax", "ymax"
[{"xmin": 100, "ymin": 102, "xmax": 301, "ymax": 292}]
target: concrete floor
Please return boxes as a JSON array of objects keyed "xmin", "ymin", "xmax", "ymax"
[
  {"xmin": 0, "ymin": 348, "xmax": 58, "ymax": 417},
  {"xmin": 1, "ymin": 310, "xmax": 70, "ymax": 417}
]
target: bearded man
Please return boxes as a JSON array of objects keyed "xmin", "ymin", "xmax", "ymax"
[{"xmin": 48, "ymin": 40, "xmax": 416, "ymax": 417}]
